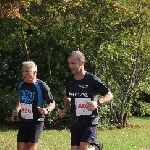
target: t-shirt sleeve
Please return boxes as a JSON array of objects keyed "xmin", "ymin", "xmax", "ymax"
[
  {"xmin": 42, "ymin": 81, "xmax": 54, "ymax": 103},
  {"xmin": 18, "ymin": 80, "xmax": 24, "ymax": 99},
  {"xmin": 93, "ymin": 75, "xmax": 110, "ymax": 96}
]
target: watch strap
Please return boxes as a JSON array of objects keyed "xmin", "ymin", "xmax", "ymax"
[{"xmin": 98, "ymin": 100, "xmax": 102, "ymax": 106}]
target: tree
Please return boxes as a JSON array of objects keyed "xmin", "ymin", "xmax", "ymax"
[
  {"xmin": 0, "ymin": 0, "xmax": 150, "ymax": 128},
  {"xmin": 97, "ymin": 0, "xmax": 150, "ymax": 127}
]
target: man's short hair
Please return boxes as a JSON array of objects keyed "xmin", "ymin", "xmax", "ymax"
[
  {"xmin": 69, "ymin": 51, "xmax": 85, "ymax": 62},
  {"xmin": 22, "ymin": 61, "xmax": 37, "ymax": 71}
]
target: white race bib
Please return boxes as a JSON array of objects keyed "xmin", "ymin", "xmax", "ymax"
[
  {"xmin": 21, "ymin": 103, "xmax": 33, "ymax": 119},
  {"xmin": 75, "ymin": 98, "xmax": 92, "ymax": 116}
]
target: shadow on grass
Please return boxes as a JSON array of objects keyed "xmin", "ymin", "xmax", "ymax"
[
  {"xmin": 1, "ymin": 116, "xmax": 150, "ymax": 132},
  {"xmin": 0, "ymin": 121, "xmax": 71, "ymax": 132},
  {"xmin": 135, "ymin": 116, "xmax": 150, "ymax": 120}
]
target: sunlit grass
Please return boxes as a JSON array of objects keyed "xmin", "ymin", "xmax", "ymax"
[
  {"xmin": 0, "ymin": 116, "xmax": 150, "ymax": 150},
  {"xmin": 39, "ymin": 129, "xmax": 70, "ymax": 150}
]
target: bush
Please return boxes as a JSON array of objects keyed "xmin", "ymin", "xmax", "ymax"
[
  {"xmin": 0, "ymin": 89, "xmax": 18, "ymax": 124},
  {"xmin": 131, "ymin": 101, "xmax": 150, "ymax": 116}
]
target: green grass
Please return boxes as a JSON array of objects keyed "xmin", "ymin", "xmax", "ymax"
[{"xmin": 0, "ymin": 116, "xmax": 150, "ymax": 150}]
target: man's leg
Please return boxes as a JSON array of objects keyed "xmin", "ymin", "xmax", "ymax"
[
  {"xmin": 79, "ymin": 142, "xmax": 90, "ymax": 150},
  {"xmin": 80, "ymin": 125, "xmax": 98, "ymax": 150},
  {"xmin": 71, "ymin": 124, "xmax": 97, "ymax": 150},
  {"xmin": 26, "ymin": 142, "xmax": 38, "ymax": 150},
  {"xmin": 17, "ymin": 142, "xmax": 27, "ymax": 150},
  {"xmin": 71, "ymin": 125, "xmax": 82, "ymax": 150},
  {"xmin": 27, "ymin": 121, "xmax": 44, "ymax": 150},
  {"xmin": 17, "ymin": 142, "xmax": 38, "ymax": 150},
  {"xmin": 71, "ymin": 146, "xmax": 79, "ymax": 150},
  {"xmin": 17, "ymin": 122, "xmax": 28, "ymax": 150},
  {"xmin": 91, "ymin": 142, "xmax": 103, "ymax": 150},
  {"xmin": 71, "ymin": 142, "xmax": 90, "ymax": 150}
]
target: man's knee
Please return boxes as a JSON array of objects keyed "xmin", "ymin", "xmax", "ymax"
[{"xmin": 26, "ymin": 142, "xmax": 38, "ymax": 150}]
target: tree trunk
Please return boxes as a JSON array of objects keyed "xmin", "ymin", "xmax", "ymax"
[
  {"xmin": 45, "ymin": 35, "xmax": 51, "ymax": 75},
  {"xmin": 120, "ymin": 67, "xmax": 135, "ymax": 128},
  {"xmin": 20, "ymin": 21, "xmax": 29, "ymax": 60}
]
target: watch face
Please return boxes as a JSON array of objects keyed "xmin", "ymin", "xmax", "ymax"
[
  {"xmin": 99, "ymin": 100, "xmax": 102, "ymax": 105},
  {"xmin": 46, "ymin": 108, "xmax": 50, "ymax": 112}
]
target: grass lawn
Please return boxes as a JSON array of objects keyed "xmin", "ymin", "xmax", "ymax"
[{"xmin": 0, "ymin": 116, "xmax": 150, "ymax": 150}]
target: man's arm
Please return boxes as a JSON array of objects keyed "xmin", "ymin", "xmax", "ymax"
[
  {"xmin": 39, "ymin": 81, "xmax": 55, "ymax": 114},
  {"xmin": 14, "ymin": 99, "xmax": 21, "ymax": 112},
  {"xmin": 86, "ymin": 92, "xmax": 113, "ymax": 111},
  {"xmin": 98, "ymin": 92, "xmax": 113, "ymax": 105},
  {"xmin": 63, "ymin": 96, "xmax": 71, "ymax": 112},
  {"xmin": 37, "ymin": 101, "xmax": 55, "ymax": 115},
  {"xmin": 58, "ymin": 96, "xmax": 71, "ymax": 118},
  {"xmin": 46, "ymin": 101, "xmax": 55, "ymax": 112},
  {"xmin": 12, "ymin": 100, "xmax": 21, "ymax": 121}
]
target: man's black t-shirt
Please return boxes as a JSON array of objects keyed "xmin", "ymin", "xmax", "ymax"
[
  {"xmin": 18, "ymin": 79, "xmax": 54, "ymax": 121},
  {"xmin": 65, "ymin": 72, "xmax": 110, "ymax": 126}
]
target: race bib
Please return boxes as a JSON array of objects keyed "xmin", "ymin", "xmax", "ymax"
[
  {"xmin": 21, "ymin": 103, "xmax": 33, "ymax": 119},
  {"xmin": 75, "ymin": 98, "xmax": 92, "ymax": 116}
]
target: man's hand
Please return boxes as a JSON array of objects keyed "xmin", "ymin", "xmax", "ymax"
[
  {"xmin": 37, "ymin": 107, "xmax": 49, "ymax": 115},
  {"xmin": 12, "ymin": 111, "xmax": 18, "ymax": 121},
  {"xmin": 58, "ymin": 109, "xmax": 67, "ymax": 118},
  {"xmin": 86, "ymin": 100, "xmax": 98, "ymax": 111}
]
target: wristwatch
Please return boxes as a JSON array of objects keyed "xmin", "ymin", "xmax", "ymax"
[
  {"xmin": 98, "ymin": 100, "xmax": 103, "ymax": 106},
  {"xmin": 13, "ymin": 110, "xmax": 18, "ymax": 114},
  {"xmin": 45, "ymin": 108, "xmax": 51, "ymax": 113}
]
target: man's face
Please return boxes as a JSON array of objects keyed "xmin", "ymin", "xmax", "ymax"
[
  {"xmin": 68, "ymin": 55, "xmax": 82, "ymax": 74},
  {"xmin": 22, "ymin": 65, "xmax": 36, "ymax": 82}
]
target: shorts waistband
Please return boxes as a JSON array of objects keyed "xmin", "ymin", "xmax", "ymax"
[{"xmin": 22, "ymin": 118, "xmax": 44, "ymax": 122}]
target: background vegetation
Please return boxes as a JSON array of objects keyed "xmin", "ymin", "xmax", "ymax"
[{"xmin": 0, "ymin": 0, "xmax": 150, "ymax": 128}]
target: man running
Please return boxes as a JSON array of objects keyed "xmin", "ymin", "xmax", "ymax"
[
  {"xmin": 59, "ymin": 51, "xmax": 113, "ymax": 150},
  {"xmin": 12, "ymin": 61, "xmax": 55, "ymax": 150}
]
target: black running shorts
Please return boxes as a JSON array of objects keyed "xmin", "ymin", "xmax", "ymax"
[
  {"xmin": 17, "ymin": 121, "xmax": 44, "ymax": 143},
  {"xmin": 71, "ymin": 124, "xmax": 97, "ymax": 146}
]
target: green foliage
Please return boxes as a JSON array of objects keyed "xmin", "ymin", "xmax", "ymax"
[
  {"xmin": 0, "ymin": 0, "xmax": 150, "ymax": 128},
  {"xmin": 44, "ymin": 94, "xmax": 71, "ymax": 129},
  {"xmin": 0, "ymin": 89, "xmax": 18, "ymax": 124},
  {"xmin": 138, "ymin": 102, "xmax": 150, "ymax": 116}
]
